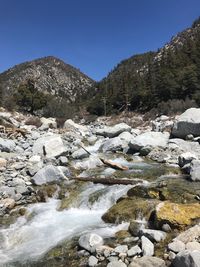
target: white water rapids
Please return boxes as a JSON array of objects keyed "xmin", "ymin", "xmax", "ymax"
[{"xmin": 0, "ymin": 182, "xmax": 140, "ymax": 266}]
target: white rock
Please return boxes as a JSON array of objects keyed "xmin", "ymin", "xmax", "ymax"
[
  {"xmin": 141, "ymin": 236, "xmax": 154, "ymax": 256},
  {"xmin": 172, "ymin": 108, "xmax": 200, "ymax": 138},
  {"xmin": 32, "ymin": 134, "xmax": 65, "ymax": 158},
  {"xmin": 78, "ymin": 233, "xmax": 103, "ymax": 253},
  {"xmin": 168, "ymin": 240, "xmax": 185, "ymax": 253},
  {"xmin": 96, "ymin": 123, "xmax": 131, "ymax": 138},
  {"xmin": 129, "ymin": 132, "xmax": 169, "ymax": 152}
]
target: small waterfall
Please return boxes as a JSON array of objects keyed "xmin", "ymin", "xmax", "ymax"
[{"xmin": 0, "ymin": 182, "xmax": 138, "ymax": 265}]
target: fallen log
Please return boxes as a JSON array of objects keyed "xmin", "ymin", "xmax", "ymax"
[
  {"xmin": 73, "ymin": 176, "xmax": 142, "ymax": 185},
  {"xmin": 99, "ymin": 158, "xmax": 128, "ymax": 171},
  {"xmin": 79, "ymin": 144, "xmax": 129, "ymax": 171}
]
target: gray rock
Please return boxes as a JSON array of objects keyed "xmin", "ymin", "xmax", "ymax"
[
  {"xmin": 129, "ymin": 132, "xmax": 169, "ymax": 153},
  {"xmin": 88, "ymin": 255, "xmax": 98, "ymax": 267},
  {"xmin": 141, "ymin": 236, "xmax": 154, "ymax": 256},
  {"xmin": 71, "ymin": 148, "xmax": 88, "ymax": 159},
  {"xmin": 129, "ymin": 221, "xmax": 145, "ymax": 237},
  {"xmin": 172, "ymin": 108, "xmax": 200, "ymax": 138},
  {"xmin": 168, "ymin": 240, "xmax": 185, "ymax": 253},
  {"xmin": 0, "ymin": 186, "xmax": 16, "ymax": 198},
  {"xmin": 190, "ymin": 159, "xmax": 200, "ymax": 181},
  {"xmin": 32, "ymin": 134, "xmax": 65, "ymax": 158},
  {"xmin": 96, "ymin": 123, "xmax": 131, "ymax": 138},
  {"xmin": 127, "ymin": 245, "xmax": 141, "ymax": 257},
  {"xmin": 16, "ymin": 185, "xmax": 30, "ymax": 195},
  {"xmin": 64, "ymin": 119, "xmax": 88, "ymax": 136},
  {"xmin": 107, "ymin": 261, "xmax": 127, "ymax": 267},
  {"xmin": 78, "ymin": 233, "xmax": 103, "ymax": 253},
  {"xmin": 100, "ymin": 137, "xmax": 128, "ymax": 153},
  {"xmin": 59, "ymin": 156, "xmax": 68, "ymax": 165},
  {"xmin": 129, "ymin": 256, "xmax": 166, "ymax": 267},
  {"xmin": 141, "ymin": 229, "xmax": 167, "ymax": 242},
  {"xmin": 0, "ymin": 138, "xmax": 16, "ymax": 152},
  {"xmin": 172, "ymin": 250, "xmax": 200, "ymax": 267},
  {"xmin": 162, "ymin": 223, "xmax": 172, "ymax": 233},
  {"xmin": 114, "ymin": 245, "xmax": 128, "ymax": 254},
  {"xmin": 178, "ymin": 152, "xmax": 198, "ymax": 168},
  {"xmin": 31, "ymin": 165, "xmax": 67, "ymax": 185}
]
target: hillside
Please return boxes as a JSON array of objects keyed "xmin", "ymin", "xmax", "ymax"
[
  {"xmin": 0, "ymin": 56, "xmax": 94, "ymax": 116},
  {"xmin": 87, "ymin": 17, "xmax": 200, "ymax": 115}
]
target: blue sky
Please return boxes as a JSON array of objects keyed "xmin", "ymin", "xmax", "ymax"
[{"xmin": 0, "ymin": 0, "xmax": 200, "ymax": 81}]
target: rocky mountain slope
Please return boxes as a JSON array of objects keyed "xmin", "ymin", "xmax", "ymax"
[
  {"xmin": 0, "ymin": 56, "xmax": 94, "ymax": 108},
  {"xmin": 88, "ymin": 17, "xmax": 200, "ymax": 115}
]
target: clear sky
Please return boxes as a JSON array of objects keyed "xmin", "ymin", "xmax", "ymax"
[{"xmin": 0, "ymin": 0, "xmax": 200, "ymax": 81}]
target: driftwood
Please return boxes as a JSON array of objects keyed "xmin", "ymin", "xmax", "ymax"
[
  {"xmin": 80, "ymin": 144, "xmax": 129, "ymax": 171},
  {"xmin": 74, "ymin": 176, "xmax": 141, "ymax": 185},
  {"xmin": 99, "ymin": 158, "xmax": 128, "ymax": 171}
]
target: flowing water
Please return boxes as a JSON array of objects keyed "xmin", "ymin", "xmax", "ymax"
[{"xmin": 0, "ymin": 182, "xmax": 141, "ymax": 266}]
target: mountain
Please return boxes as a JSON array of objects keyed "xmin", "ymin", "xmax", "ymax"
[
  {"xmin": 88, "ymin": 17, "xmax": 200, "ymax": 115},
  {"xmin": 0, "ymin": 56, "xmax": 94, "ymax": 116}
]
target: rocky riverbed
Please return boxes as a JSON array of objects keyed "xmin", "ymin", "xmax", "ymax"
[{"xmin": 0, "ymin": 107, "xmax": 200, "ymax": 267}]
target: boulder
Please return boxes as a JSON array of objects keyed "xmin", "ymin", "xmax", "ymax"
[
  {"xmin": 78, "ymin": 233, "xmax": 103, "ymax": 253},
  {"xmin": 71, "ymin": 148, "xmax": 88, "ymax": 159},
  {"xmin": 178, "ymin": 152, "xmax": 198, "ymax": 168},
  {"xmin": 129, "ymin": 256, "xmax": 166, "ymax": 267},
  {"xmin": 96, "ymin": 123, "xmax": 131, "ymax": 138},
  {"xmin": 190, "ymin": 159, "xmax": 200, "ymax": 181},
  {"xmin": 129, "ymin": 132, "xmax": 169, "ymax": 153},
  {"xmin": 168, "ymin": 240, "xmax": 185, "ymax": 253},
  {"xmin": 32, "ymin": 134, "xmax": 65, "ymax": 158},
  {"xmin": 140, "ymin": 229, "xmax": 167, "ymax": 242},
  {"xmin": 0, "ymin": 138, "xmax": 16, "ymax": 152},
  {"xmin": 100, "ymin": 137, "xmax": 128, "ymax": 153},
  {"xmin": 127, "ymin": 245, "xmax": 142, "ymax": 257},
  {"xmin": 63, "ymin": 119, "xmax": 88, "ymax": 136},
  {"xmin": 141, "ymin": 236, "xmax": 154, "ymax": 256},
  {"xmin": 102, "ymin": 197, "xmax": 159, "ymax": 224},
  {"xmin": 172, "ymin": 108, "xmax": 200, "ymax": 138},
  {"xmin": 114, "ymin": 245, "xmax": 128, "ymax": 254},
  {"xmin": 172, "ymin": 250, "xmax": 200, "ymax": 267},
  {"xmin": 88, "ymin": 255, "xmax": 98, "ymax": 267},
  {"xmin": 154, "ymin": 202, "xmax": 200, "ymax": 229},
  {"xmin": 31, "ymin": 165, "xmax": 68, "ymax": 185},
  {"xmin": 174, "ymin": 225, "xmax": 200, "ymax": 244}
]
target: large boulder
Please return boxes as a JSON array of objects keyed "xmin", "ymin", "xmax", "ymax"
[
  {"xmin": 32, "ymin": 134, "xmax": 65, "ymax": 158},
  {"xmin": 0, "ymin": 138, "xmax": 16, "ymax": 152},
  {"xmin": 172, "ymin": 108, "xmax": 200, "ymax": 138},
  {"xmin": 129, "ymin": 132, "xmax": 169, "ymax": 153},
  {"xmin": 31, "ymin": 165, "xmax": 68, "ymax": 185},
  {"xmin": 95, "ymin": 123, "xmax": 131, "ymax": 138},
  {"xmin": 63, "ymin": 119, "xmax": 88, "ymax": 136},
  {"xmin": 129, "ymin": 256, "xmax": 166, "ymax": 267},
  {"xmin": 172, "ymin": 250, "xmax": 200, "ymax": 267},
  {"xmin": 154, "ymin": 202, "xmax": 200, "ymax": 229},
  {"xmin": 102, "ymin": 197, "xmax": 159, "ymax": 223},
  {"xmin": 100, "ymin": 137, "xmax": 128, "ymax": 153}
]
